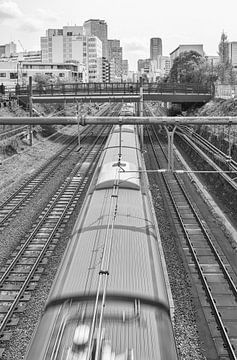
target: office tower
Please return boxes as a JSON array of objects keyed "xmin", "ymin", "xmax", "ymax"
[
  {"xmin": 84, "ymin": 19, "xmax": 108, "ymax": 59},
  {"xmin": 150, "ymin": 38, "xmax": 162, "ymax": 59}
]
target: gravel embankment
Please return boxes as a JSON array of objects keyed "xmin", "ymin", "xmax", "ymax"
[
  {"xmin": 149, "ymin": 181, "xmax": 207, "ymax": 360},
  {"xmin": 0, "ymin": 125, "xmax": 86, "ymax": 359}
]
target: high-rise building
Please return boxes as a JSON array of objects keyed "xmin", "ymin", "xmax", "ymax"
[
  {"xmin": 87, "ymin": 36, "xmax": 102, "ymax": 82},
  {"xmin": 84, "ymin": 19, "xmax": 108, "ymax": 59},
  {"xmin": 108, "ymin": 39, "xmax": 123, "ymax": 79},
  {"xmin": 150, "ymin": 38, "xmax": 162, "ymax": 59}
]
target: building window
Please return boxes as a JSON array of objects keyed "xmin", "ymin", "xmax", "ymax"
[
  {"xmin": 0, "ymin": 73, "xmax": 6, "ymax": 77},
  {"xmin": 10, "ymin": 73, "xmax": 18, "ymax": 79},
  {"xmin": 67, "ymin": 32, "xmax": 72, "ymax": 36},
  {"xmin": 59, "ymin": 73, "xmax": 65, "ymax": 77}
]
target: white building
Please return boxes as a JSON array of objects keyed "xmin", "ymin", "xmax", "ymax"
[
  {"xmin": 0, "ymin": 61, "xmax": 84, "ymax": 87},
  {"xmin": 87, "ymin": 36, "xmax": 102, "ymax": 82},
  {"xmin": 41, "ymin": 26, "xmax": 102, "ymax": 82},
  {"xmin": 41, "ymin": 27, "xmax": 84, "ymax": 63}
]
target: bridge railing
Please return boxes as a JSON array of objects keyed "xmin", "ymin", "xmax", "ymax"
[{"xmin": 16, "ymin": 82, "xmax": 212, "ymax": 97}]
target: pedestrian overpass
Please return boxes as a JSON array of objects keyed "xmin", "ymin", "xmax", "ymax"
[{"xmin": 16, "ymin": 82, "xmax": 213, "ymax": 104}]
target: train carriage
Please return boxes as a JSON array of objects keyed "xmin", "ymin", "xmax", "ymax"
[{"xmin": 24, "ymin": 122, "xmax": 178, "ymax": 360}]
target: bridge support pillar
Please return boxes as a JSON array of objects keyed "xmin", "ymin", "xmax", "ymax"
[{"xmin": 165, "ymin": 125, "xmax": 176, "ymax": 172}]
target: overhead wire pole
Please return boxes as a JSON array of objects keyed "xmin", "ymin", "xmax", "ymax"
[{"xmin": 28, "ymin": 76, "xmax": 33, "ymax": 146}]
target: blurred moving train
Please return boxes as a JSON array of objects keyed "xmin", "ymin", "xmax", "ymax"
[{"xmin": 24, "ymin": 105, "xmax": 178, "ymax": 360}]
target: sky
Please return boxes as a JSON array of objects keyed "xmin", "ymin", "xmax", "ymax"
[{"xmin": 0, "ymin": 0, "xmax": 237, "ymax": 70}]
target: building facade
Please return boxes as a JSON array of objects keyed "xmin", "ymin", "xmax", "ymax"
[
  {"xmin": 227, "ymin": 42, "xmax": 237, "ymax": 69},
  {"xmin": 137, "ymin": 59, "xmax": 150, "ymax": 73},
  {"xmin": 150, "ymin": 38, "xmax": 162, "ymax": 59},
  {"xmin": 122, "ymin": 59, "xmax": 128, "ymax": 76},
  {"xmin": 41, "ymin": 26, "xmax": 84, "ymax": 64},
  {"xmin": 0, "ymin": 42, "xmax": 16, "ymax": 58},
  {"xmin": 0, "ymin": 50, "xmax": 42, "ymax": 63},
  {"xmin": 84, "ymin": 19, "xmax": 108, "ymax": 59},
  {"xmin": 102, "ymin": 57, "xmax": 110, "ymax": 83},
  {"xmin": 0, "ymin": 61, "xmax": 84, "ymax": 87},
  {"xmin": 108, "ymin": 40, "xmax": 123, "ymax": 80},
  {"xmin": 87, "ymin": 36, "xmax": 102, "ymax": 82}
]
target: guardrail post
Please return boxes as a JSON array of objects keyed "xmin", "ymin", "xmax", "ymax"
[{"xmin": 28, "ymin": 76, "xmax": 33, "ymax": 146}]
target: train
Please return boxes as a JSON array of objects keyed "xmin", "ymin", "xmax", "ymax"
[
  {"xmin": 24, "ymin": 115, "xmax": 178, "ymax": 359},
  {"xmin": 119, "ymin": 103, "xmax": 136, "ymax": 117}
]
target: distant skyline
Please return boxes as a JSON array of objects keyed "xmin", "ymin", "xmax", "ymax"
[{"xmin": 0, "ymin": 0, "xmax": 237, "ymax": 70}]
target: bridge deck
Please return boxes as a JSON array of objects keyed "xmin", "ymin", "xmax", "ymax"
[{"xmin": 17, "ymin": 82, "xmax": 213, "ymax": 103}]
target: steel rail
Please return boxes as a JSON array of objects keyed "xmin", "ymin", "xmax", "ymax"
[
  {"xmin": 146, "ymin": 125, "xmax": 237, "ymax": 359},
  {"xmin": 0, "ymin": 128, "xmax": 95, "ymax": 227},
  {"xmin": 0, "ymin": 126, "xmax": 110, "ymax": 339}
]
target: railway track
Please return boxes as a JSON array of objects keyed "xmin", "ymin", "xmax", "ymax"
[
  {"xmin": 0, "ymin": 126, "xmax": 95, "ymax": 229},
  {"xmin": 0, "ymin": 124, "xmax": 111, "ymax": 356},
  {"xmin": 176, "ymin": 126, "xmax": 237, "ymax": 179},
  {"xmin": 145, "ymin": 125, "xmax": 237, "ymax": 360},
  {"xmin": 0, "ymin": 104, "xmax": 118, "ymax": 230}
]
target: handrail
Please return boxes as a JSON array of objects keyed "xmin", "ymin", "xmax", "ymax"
[{"xmin": 16, "ymin": 82, "xmax": 212, "ymax": 96}]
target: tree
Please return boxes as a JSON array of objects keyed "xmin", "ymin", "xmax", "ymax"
[
  {"xmin": 168, "ymin": 51, "xmax": 205, "ymax": 84},
  {"xmin": 33, "ymin": 74, "xmax": 52, "ymax": 90}
]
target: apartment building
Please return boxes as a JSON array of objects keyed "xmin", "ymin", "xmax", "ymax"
[{"xmin": 40, "ymin": 26, "xmax": 102, "ymax": 82}]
